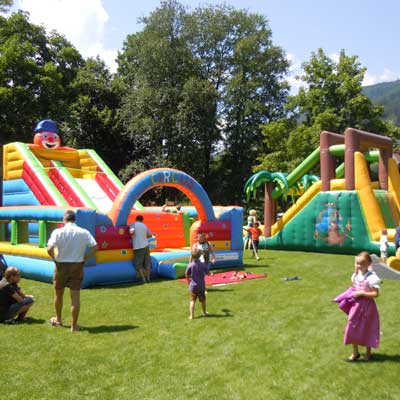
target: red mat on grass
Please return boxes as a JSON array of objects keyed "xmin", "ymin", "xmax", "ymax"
[{"xmin": 179, "ymin": 271, "xmax": 267, "ymax": 286}]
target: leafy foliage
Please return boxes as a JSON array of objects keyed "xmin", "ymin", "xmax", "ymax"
[
  {"xmin": 189, "ymin": 5, "xmax": 289, "ymax": 201},
  {"xmin": 61, "ymin": 57, "xmax": 126, "ymax": 173},
  {"xmin": 258, "ymin": 49, "xmax": 400, "ymax": 173},
  {"xmin": 0, "ymin": 0, "xmax": 12, "ymax": 13},
  {"xmin": 363, "ymin": 80, "xmax": 400, "ymax": 126},
  {"xmin": 0, "ymin": 11, "xmax": 83, "ymax": 144},
  {"xmin": 2, "ymin": 5, "xmax": 399, "ymax": 208},
  {"xmin": 117, "ymin": 1, "xmax": 289, "ymax": 200}
]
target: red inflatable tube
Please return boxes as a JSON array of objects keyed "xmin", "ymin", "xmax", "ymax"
[
  {"xmin": 48, "ymin": 166, "xmax": 84, "ymax": 206},
  {"xmin": 190, "ymin": 220, "xmax": 231, "ymax": 244},
  {"xmin": 97, "ymin": 238, "xmax": 132, "ymax": 250},
  {"xmin": 96, "ymin": 225, "xmax": 130, "ymax": 238},
  {"xmin": 22, "ymin": 163, "xmax": 56, "ymax": 205},
  {"xmin": 95, "ymin": 169, "xmax": 120, "ymax": 200},
  {"xmin": 96, "ymin": 225, "xmax": 132, "ymax": 250}
]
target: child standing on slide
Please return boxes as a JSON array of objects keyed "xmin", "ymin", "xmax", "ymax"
[{"xmin": 333, "ymin": 251, "xmax": 380, "ymax": 361}]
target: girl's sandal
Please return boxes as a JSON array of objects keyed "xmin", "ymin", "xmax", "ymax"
[
  {"xmin": 348, "ymin": 353, "xmax": 361, "ymax": 361},
  {"xmin": 364, "ymin": 355, "xmax": 372, "ymax": 362}
]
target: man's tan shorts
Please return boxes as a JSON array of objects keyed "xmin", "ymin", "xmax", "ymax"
[
  {"xmin": 134, "ymin": 247, "xmax": 151, "ymax": 270},
  {"xmin": 53, "ymin": 262, "xmax": 84, "ymax": 290}
]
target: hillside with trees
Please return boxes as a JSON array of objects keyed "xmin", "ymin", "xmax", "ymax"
[{"xmin": 363, "ymin": 80, "xmax": 400, "ymax": 126}]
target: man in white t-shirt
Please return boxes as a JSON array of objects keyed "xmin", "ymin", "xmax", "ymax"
[
  {"xmin": 129, "ymin": 215, "xmax": 153, "ymax": 283},
  {"xmin": 47, "ymin": 210, "xmax": 98, "ymax": 332}
]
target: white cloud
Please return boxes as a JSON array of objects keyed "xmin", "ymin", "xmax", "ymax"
[
  {"xmin": 363, "ymin": 68, "xmax": 400, "ymax": 87},
  {"xmin": 18, "ymin": 0, "xmax": 118, "ymax": 72},
  {"xmin": 287, "ymin": 53, "xmax": 304, "ymax": 95},
  {"xmin": 329, "ymin": 52, "xmax": 340, "ymax": 63}
]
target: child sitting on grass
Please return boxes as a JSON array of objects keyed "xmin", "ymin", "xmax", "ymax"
[
  {"xmin": 185, "ymin": 249, "xmax": 210, "ymax": 320},
  {"xmin": 0, "ymin": 267, "xmax": 35, "ymax": 324}
]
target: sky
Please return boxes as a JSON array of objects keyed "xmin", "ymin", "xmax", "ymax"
[{"xmin": 8, "ymin": 0, "xmax": 400, "ymax": 93}]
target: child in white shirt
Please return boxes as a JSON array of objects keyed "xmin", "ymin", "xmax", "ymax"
[{"xmin": 379, "ymin": 228, "xmax": 388, "ymax": 264}]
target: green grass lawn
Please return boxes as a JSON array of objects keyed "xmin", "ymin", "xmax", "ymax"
[{"xmin": 3, "ymin": 250, "xmax": 400, "ymax": 400}]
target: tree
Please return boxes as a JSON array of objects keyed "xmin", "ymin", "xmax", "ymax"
[
  {"xmin": 0, "ymin": 11, "xmax": 83, "ymax": 145},
  {"xmin": 0, "ymin": 0, "xmax": 12, "ymax": 13},
  {"xmin": 175, "ymin": 77, "xmax": 218, "ymax": 183},
  {"xmin": 184, "ymin": 5, "xmax": 289, "ymax": 202},
  {"xmin": 117, "ymin": 1, "xmax": 289, "ymax": 201},
  {"xmin": 117, "ymin": 0, "xmax": 218, "ymax": 187},
  {"xmin": 61, "ymin": 57, "xmax": 126, "ymax": 173},
  {"xmin": 258, "ymin": 49, "xmax": 400, "ymax": 172}
]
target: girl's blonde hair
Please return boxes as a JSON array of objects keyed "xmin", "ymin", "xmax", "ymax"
[
  {"xmin": 357, "ymin": 251, "xmax": 372, "ymax": 265},
  {"xmin": 249, "ymin": 209, "xmax": 257, "ymax": 216}
]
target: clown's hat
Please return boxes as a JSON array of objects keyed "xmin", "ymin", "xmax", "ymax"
[{"xmin": 34, "ymin": 119, "xmax": 59, "ymax": 134}]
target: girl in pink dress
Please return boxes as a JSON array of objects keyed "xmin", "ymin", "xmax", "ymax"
[{"xmin": 333, "ymin": 251, "xmax": 381, "ymax": 361}]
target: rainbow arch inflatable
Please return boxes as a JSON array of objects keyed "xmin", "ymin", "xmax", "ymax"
[{"xmin": 1, "ymin": 139, "xmax": 243, "ymax": 287}]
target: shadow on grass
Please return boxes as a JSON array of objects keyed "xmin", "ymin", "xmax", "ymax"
[
  {"xmin": 89, "ymin": 278, "xmax": 179, "ymax": 290},
  {"xmin": 242, "ymin": 263, "xmax": 272, "ymax": 269},
  {"xmin": 17, "ymin": 318, "xmax": 46, "ymax": 325},
  {"xmin": 204, "ymin": 308, "xmax": 234, "ymax": 318},
  {"xmin": 81, "ymin": 324, "xmax": 138, "ymax": 334},
  {"xmin": 367, "ymin": 353, "xmax": 400, "ymax": 363},
  {"xmin": 206, "ymin": 287, "xmax": 234, "ymax": 292}
]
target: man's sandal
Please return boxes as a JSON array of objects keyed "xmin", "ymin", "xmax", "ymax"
[
  {"xmin": 50, "ymin": 317, "xmax": 63, "ymax": 327},
  {"xmin": 71, "ymin": 325, "xmax": 81, "ymax": 332}
]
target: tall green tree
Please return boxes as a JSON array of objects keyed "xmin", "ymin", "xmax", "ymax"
[
  {"xmin": 258, "ymin": 49, "xmax": 400, "ymax": 172},
  {"xmin": 0, "ymin": 0, "xmax": 12, "ymax": 13},
  {"xmin": 175, "ymin": 77, "xmax": 218, "ymax": 182},
  {"xmin": 184, "ymin": 5, "xmax": 289, "ymax": 201},
  {"xmin": 61, "ymin": 57, "xmax": 126, "ymax": 173},
  {"xmin": 117, "ymin": 0, "xmax": 202, "ymax": 182},
  {"xmin": 117, "ymin": 1, "xmax": 289, "ymax": 201},
  {"xmin": 0, "ymin": 11, "xmax": 83, "ymax": 145}
]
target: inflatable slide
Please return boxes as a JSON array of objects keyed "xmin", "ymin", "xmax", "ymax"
[
  {"xmin": 245, "ymin": 128, "xmax": 400, "ymax": 258},
  {"xmin": 0, "ymin": 120, "xmax": 243, "ymax": 287}
]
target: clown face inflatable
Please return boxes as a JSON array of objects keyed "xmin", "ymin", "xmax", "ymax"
[
  {"xmin": 33, "ymin": 131, "xmax": 61, "ymax": 149},
  {"xmin": 33, "ymin": 119, "xmax": 61, "ymax": 149}
]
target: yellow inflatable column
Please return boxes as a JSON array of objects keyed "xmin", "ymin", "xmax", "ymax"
[
  {"xmin": 355, "ymin": 152, "xmax": 384, "ymax": 241},
  {"xmin": 388, "ymin": 158, "xmax": 400, "ymax": 211}
]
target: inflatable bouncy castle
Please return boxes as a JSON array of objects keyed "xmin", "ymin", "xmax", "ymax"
[
  {"xmin": 245, "ymin": 128, "xmax": 400, "ymax": 260},
  {"xmin": 0, "ymin": 120, "xmax": 243, "ymax": 287}
]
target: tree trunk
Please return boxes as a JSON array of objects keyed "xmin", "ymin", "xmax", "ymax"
[{"xmin": 263, "ymin": 182, "xmax": 275, "ymax": 237}]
